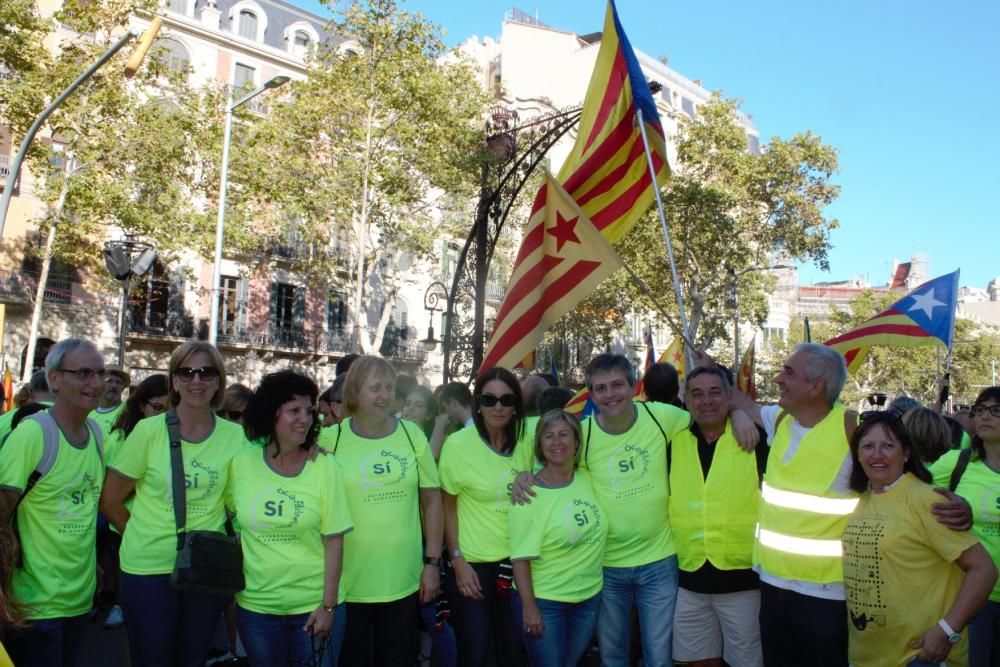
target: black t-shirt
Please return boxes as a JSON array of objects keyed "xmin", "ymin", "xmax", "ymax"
[{"xmin": 669, "ymin": 421, "xmax": 769, "ymax": 594}]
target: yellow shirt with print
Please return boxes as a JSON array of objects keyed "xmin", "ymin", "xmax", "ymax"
[
  {"xmin": 0, "ymin": 418, "xmax": 104, "ymax": 619},
  {"xmin": 320, "ymin": 418, "xmax": 439, "ymax": 603},
  {"xmin": 842, "ymin": 473, "xmax": 979, "ymax": 667},
  {"xmin": 438, "ymin": 422, "xmax": 536, "ymax": 563},
  {"xmin": 509, "ymin": 470, "xmax": 608, "ymax": 602},
  {"xmin": 579, "ymin": 401, "xmax": 689, "ymax": 567},
  {"xmin": 112, "ymin": 413, "xmax": 248, "ymax": 575},
  {"xmin": 227, "ymin": 447, "xmax": 353, "ymax": 615}
]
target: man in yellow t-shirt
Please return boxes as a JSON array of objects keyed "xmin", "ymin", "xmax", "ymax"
[
  {"xmin": 0, "ymin": 339, "xmax": 106, "ymax": 666},
  {"xmin": 0, "ymin": 370, "xmax": 54, "ymax": 447}
]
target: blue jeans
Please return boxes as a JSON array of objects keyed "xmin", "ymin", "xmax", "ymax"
[
  {"xmin": 968, "ymin": 599, "xmax": 1000, "ymax": 667},
  {"xmin": 419, "ymin": 599, "xmax": 457, "ymax": 667},
  {"xmin": 598, "ymin": 555, "xmax": 678, "ymax": 667},
  {"xmin": 236, "ymin": 604, "xmax": 345, "ymax": 667},
  {"xmin": 120, "ymin": 572, "xmax": 228, "ymax": 667},
  {"xmin": 511, "ymin": 593, "xmax": 600, "ymax": 667},
  {"xmin": 4, "ymin": 613, "xmax": 89, "ymax": 667}
]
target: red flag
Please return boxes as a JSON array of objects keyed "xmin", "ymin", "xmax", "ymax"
[
  {"xmin": 481, "ymin": 172, "xmax": 623, "ymax": 371},
  {"xmin": 557, "ymin": 0, "xmax": 670, "ymax": 244},
  {"xmin": 735, "ymin": 340, "xmax": 756, "ymax": 400}
]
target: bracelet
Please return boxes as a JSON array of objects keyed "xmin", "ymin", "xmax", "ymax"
[
  {"xmin": 423, "ymin": 556, "xmax": 441, "ymax": 567},
  {"xmin": 322, "ymin": 603, "xmax": 336, "ymax": 614}
]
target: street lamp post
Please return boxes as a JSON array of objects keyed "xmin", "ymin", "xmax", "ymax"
[
  {"xmin": 729, "ymin": 264, "xmax": 794, "ymax": 369},
  {"xmin": 208, "ymin": 74, "xmax": 290, "ymax": 347},
  {"xmin": 103, "ymin": 234, "xmax": 157, "ymax": 368}
]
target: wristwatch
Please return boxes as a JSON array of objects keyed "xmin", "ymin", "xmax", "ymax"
[
  {"xmin": 322, "ymin": 603, "xmax": 336, "ymax": 614},
  {"xmin": 423, "ymin": 556, "xmax": 441, "ymax": 566},
  {"xmin": 451, "ymin": 548, "xmax": 463, "ymax": 560},
  {"xmin": 938, "ymin": 618, "xmax": 961, "ymax": 645}
]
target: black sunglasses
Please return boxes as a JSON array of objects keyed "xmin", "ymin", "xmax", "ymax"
[
  {"xmin": 219, "ymin": 410, "xmax": 243, "ymax": 421},
  {"xmin": 175, "ymin": 366, "xmax": 221, "ymax": 382},
  {"xmin": 480, "ymin": 393, "xmax": 516, "ymax": 408},
  {"xmin": 860, "ymin": 408, "xmax": 903, "ymax": 423}
]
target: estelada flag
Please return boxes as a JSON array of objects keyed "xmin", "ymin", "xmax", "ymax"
[
  {"xmin": 661, "ymin": 336, "xmax": 686, "ymax": 381},
  {"xmin": 558, "ymin": 0, "xmax": 670, "ymax": 244},
  {"xmin": 564, "ymin": 385, "xmax": 597, "ymax": 418},
  {"xmin": 481, "ymin": 171, "xmax": 624, "ymax": 371},
  {"xmin": 825, "ymin": 270, "xmax": 960, "ymax": 374},
  {"xmin": 735, "ymin": 340, "xmax": 756, "ymax": 400},
  {"xmin": 2, "ymin": 365, "xmax": 12, "ymax": 413},
  {"xmin": 633, "ymin": 329, "xmax": 656, "ymax": 399}
]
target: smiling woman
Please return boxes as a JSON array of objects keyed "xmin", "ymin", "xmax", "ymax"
[{"xmin": 98, "ymin": 341, "xmax": 247, "ymax": 666}]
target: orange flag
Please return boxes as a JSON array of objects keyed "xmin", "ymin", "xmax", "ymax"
[
  {"xmin": 735, "ymin": 340, "xmax": 756, "ymax": 400},
  {"xmin": 2, "ymin": 366, "xmax": 12, "ymax": 413},
  {"xmin": 481, "ymin": 171, "xmax": 623, "ymax": 371}
]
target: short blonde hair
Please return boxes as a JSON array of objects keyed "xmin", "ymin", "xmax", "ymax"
[
  {"xmin": 167, "ymin": 340, "xmax": 227, "ymax": 409},
  {"xmin": 533, "ymin": 409, "xmax": 583, "ymax": 468},
  {"xmin": 342, "ymin": 355, "xmax": 396, "ymax": 416}
]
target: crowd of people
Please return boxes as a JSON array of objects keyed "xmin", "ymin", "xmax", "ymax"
[{"xmin": 0, "ymin": 336, "xmax": 998, "ymax": 667}]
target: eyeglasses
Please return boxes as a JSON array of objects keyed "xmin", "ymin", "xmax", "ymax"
[
  {"xmin": 219, "ymin": 410, "xmax": 243, "ymax": 421},
  {"xmin": 145, "ymin": 401, "xmax": 167, "ymax": 413},
  {"xmin": 480, "ymin": 393, "xmax": 516, "ymax": 408},
  {"xmin": 971, "ymin": 404, "xmax": 1000, "ymax": 418},
  {"xmin": 174, "ymin": 366, "xmax": 220, "ymax": 382},
  {"xmin": 57, "ymin": 367, "xmax": 110, "ymax": 382},
  {"xmin": 859, "ymin": 408, "xmax": 903, "ymax": 423}
]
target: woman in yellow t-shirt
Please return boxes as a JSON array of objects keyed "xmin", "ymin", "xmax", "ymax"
[
  {"xmin": 100, "ymin": 341, "xmax": 247, "ymax": 666},
  {"xmin": 227, "ymin": 370, "xmax": 352, "ymax": 667},
  {"xmin": 930, "ymin": 386, "xmax": 1000, "ymax": 667},
  {"xmin": 510, "ymin": 410, "xmax": 607, "ymax": 667},
  {"xmin": 842, "ymin": 410, "xmax": 997, "ymax": 666},
  {"xmin": 321, "ymin": 356, "xmax": 443, "ymax": 667},
  {"xmin": 439, "ymin": 366, "xmax": 533, "ymax": 667}
]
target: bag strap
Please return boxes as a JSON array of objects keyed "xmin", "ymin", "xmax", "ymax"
[
  {"xmin": 639, "ymin": 402, "xmax": 668, "ymax": 446},
  {"xmin": 166, "ymin": 411, "xmax": 187, "ymax": 550},
  {"xmin": 949, "ymin": 448, "xmax": 973, "ymax": 493}
]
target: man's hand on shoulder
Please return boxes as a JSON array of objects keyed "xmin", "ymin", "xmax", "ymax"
[
  {"xmin": 931, "ymin": 488, "xmax": 973, "ymax": 531},
  {"xmin": 730, "ymin": 409, "xmax": 760, "ymax": 452}
]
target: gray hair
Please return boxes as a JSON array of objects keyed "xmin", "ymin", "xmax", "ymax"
[
  {"xmin": 792, "ymin": 343, "xmax": 847, "ymax": 404},
  {"xmin": 28, "ymin": 369, "xmax": 50, "ymax": 393},
  {"xmin": 44, "ymin": 338, "xmax": 99, "ymax": 374},
  {"xmin": 585, "ymin": 353, "xmax": 636, "ymax": 390}
]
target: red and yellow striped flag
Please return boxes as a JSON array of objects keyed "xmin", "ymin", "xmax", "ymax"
[
  {"xmin": 558, "ymin": 0, "xmax": 670, "ymax": 244},
  {"xmin": 481, "ymin": 171, "xmax": 623, "ymax": 371}
]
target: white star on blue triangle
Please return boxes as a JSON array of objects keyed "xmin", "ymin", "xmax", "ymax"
[{"xmin": 889, "ymin": 270, "xmax": 959, "ymax": 346}]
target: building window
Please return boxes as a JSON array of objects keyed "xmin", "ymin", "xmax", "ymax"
[
  {"xmin": 327, "ymin": 290, "xmax": 348, "ymax": 333},
  {"xmin": 234, "ymin": 63, "xmax": 255, "ymax": 90},
  {"xmin": 237, "ymin": 9, "xmax": 258, "ymax": 40},
  {"xmin": 681, "ymin": 97, "xmax": 695, "ymax": 118},
  {"xmin": 747, "ymin": 133, "xmax": 761, "ymax": 155},
  {"xmin": 155, "ymin": 38, "xmax": 190, "ymax": 73},
  {"xmin": 218, "ymin": 276, "xmax": 242, "ymax": 336},
  {"xmin": 292, "ymin": 30, "xmax": 310, "ymax": 57}
]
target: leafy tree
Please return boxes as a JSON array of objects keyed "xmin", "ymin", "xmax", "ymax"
[
  {"xmin": 0, "ymin": 0, "xmax": 49, "ymax": 77},
  {"xmin": 585, "ymin": 95, "xmax": 840, "ymax": 352},
  {"xmin": 0, "ymin": 0, "xmax": 224, "ymax": 378},
  {"xmin": 233, "ymin": 0, "xmax": 487, "ymax": 354}
]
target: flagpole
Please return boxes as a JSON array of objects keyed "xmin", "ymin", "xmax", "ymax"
[{"xmin": 636, "ymin": 109, "xmax": 692, "ymax": 365}]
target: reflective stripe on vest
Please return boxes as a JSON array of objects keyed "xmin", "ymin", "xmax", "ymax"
[
  {"xmin": 753, "ymin": 403, "xmax": 859, "ymax": 584},
  {"xmin": 668, "ymin": 423, "xmax": 760, "ymax": 572}
]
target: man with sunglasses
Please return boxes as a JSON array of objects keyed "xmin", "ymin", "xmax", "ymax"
[
  {"xmin": 0, "ymin": 339, "xmax": 107, "ymax": 666},
  {"xmin": 90, "ymin": 366, "xmax": 130, "ymax": 440},
  {"xmin": 714, "ymin": 342, "xmax": 972, "ymax": 667}
]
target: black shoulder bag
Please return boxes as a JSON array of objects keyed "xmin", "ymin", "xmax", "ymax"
[{"xmin": 167, "ymin": 411, "xmax": 245, "ymax": 595}]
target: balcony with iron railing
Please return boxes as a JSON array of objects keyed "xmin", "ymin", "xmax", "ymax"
[
  {"xmin": 128, "ymin": 311, "xmax": 195, "ymax": 339},
  {"xmin": 0, "ymin": 154, "xmax": 18, "ymax": 194},
  {"xmin": 0, "ymin": 270, "xmax": 74, "ymax": 304}
]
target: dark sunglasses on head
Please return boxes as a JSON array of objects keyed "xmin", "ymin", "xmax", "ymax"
[
  {"xmin": 175, "ymin": 366, "xmax": 221, "ymax": 382},
  {"xmin": 480, "ymin": 393, "xmax": 516, "ymax": 408},
  {"xmin": 219, "ymin": 410, "xmax": 243, "ymax": 421},
  {"xmin": 971, "ymin": 404, "xmax": 1000, "ymax": 418},
  {"xmin": 859, "ymin": 408, "xmax": 903, "ymax": 423}
]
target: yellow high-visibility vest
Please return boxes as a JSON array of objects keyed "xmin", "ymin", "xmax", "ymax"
[
  {"xmin": 668, "ymin": 422, "xmax": 760, "ymax": 572},
  {"xmin": 753, "ymin": 403, "xmax": 859, "ymax": 584}
]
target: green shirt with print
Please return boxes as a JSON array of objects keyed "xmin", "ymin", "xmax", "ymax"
[
  {"xmin": 509, "ymin": 470, "xmax": 608, "ymax": 602},
  {"xmin": 438, "ymin": 422, "xmax": 536, "ymax": 563},
  {"xmin": 579, "ymin": 401, "xmax": 689, "ymax": 567},
  {"xmin": 0, "ymin": 418, "xmax": 104, "ymax": 619},
  {"xmin": 112, "ymin": 413, "xmax": 248, "ymax": 575},
  {"xmin": 319, "ymin": 418, "xmax": 439, "ymax": 602},
  {"xmin": 90, "ymin": 403, "xmax": 125, "ymax": 440},
  {"xmin": 226, "ymin": 447, "xmax": 353, "ymax": 614}
]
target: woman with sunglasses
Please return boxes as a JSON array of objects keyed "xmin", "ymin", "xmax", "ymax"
[
  {"xmin": 842, "ymin": 410, "xmax": 996, "ymax": 666},
  {"xmin": 226, "ymin": 370, "xmax": 352, "ymax": 667},
  {"xmin": 930, "ymin": 387, "xmax": 1000, "ymax": 666},
  {"xmin": 509, "ymin": 409, "xmax": 607, "ymax": 667},
  {"xmin": 218, "ymin": 383, "xmax": 253, "ymax": 424},
  {"xmin": 438, "ymin": 366, "xmax": 535, "ymax": 666},
  {"xmin": 100, "ymin": 341, "xmax": 248, "ymax": 666},
  {"xmin": 99, "ymin": 374, "xmax": 169, "ymax": 629},
  {"xmin": 317, "ymin": 355, "xmax": 442, "ymax": 666}
]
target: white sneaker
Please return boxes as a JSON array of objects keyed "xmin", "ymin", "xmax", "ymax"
[{"xmin": 104, "ymin": 604, "xmax": 124, "ymax": 629}]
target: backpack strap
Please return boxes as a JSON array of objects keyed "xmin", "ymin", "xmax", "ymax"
[
  {"xmin": 584, "ymin": 419, "xmax": 593, "ymax": 468},
  {"xmin": 949, "ymin": 448, "xmax": 974, "ymax": 493},
  {"xmin": 23, "ymin": 412, "xmax": 61, "ymax": 492},
  {"xmin": 639, "ymin": 402, "xmax": 668, "ymax": 446},
  {"xmin": 332, "ymin": 422, "xmax": 343, "ymax": 455},
  {"xmin": 85, "ymin": 417, "xmax": 104, "ymax": 464}
]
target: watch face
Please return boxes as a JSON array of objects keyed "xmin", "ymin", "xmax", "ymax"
[{"xmin": 948, "ymin": 633, "xmax": 962, "ymax": 645}]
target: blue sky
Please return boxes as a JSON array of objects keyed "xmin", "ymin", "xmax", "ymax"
[{"xmin": 299, "ymin": 0, "xmax": 1000, "ymax": 290}]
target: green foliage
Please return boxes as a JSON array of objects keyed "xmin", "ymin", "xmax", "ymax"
[
  {"xmin": 571, "ymin": 94, "xmax": 841, "ymax": 352},
  {"xmin": 0, "ymin": 0, "xmax": 50, "ymax": 77},
  {"xmin": 234, "ymin": 0, "xmax": 487, "ymax": 350}
]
